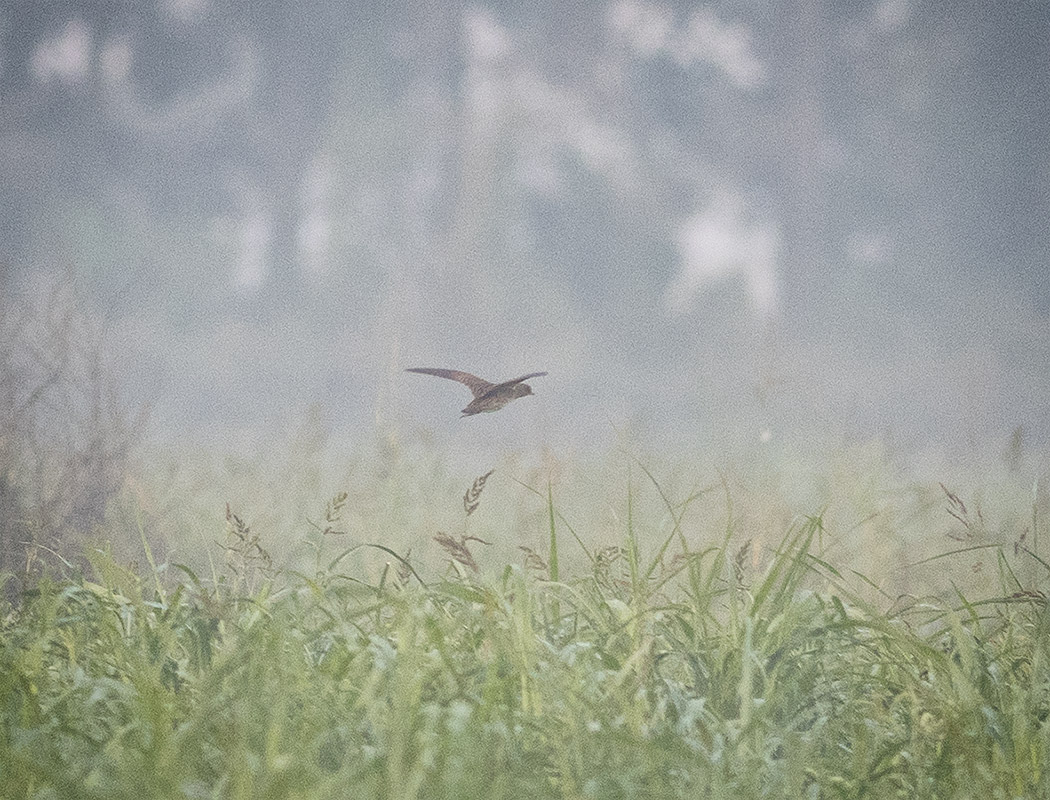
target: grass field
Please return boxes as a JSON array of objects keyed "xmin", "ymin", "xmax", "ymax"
[{"xmin": 2, "ymin": 443, "xmax": 1048, "ymax": 799}]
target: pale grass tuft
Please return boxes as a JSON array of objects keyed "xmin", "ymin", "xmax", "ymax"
[
  {"xmin": 434, "ymin": 531, "xmax": 491, "ymax": 573},
  {"xmin": 518, "ymin": 545, "xmax": 547, "ymax": 572},
  {"xmin": 308, "ymin": 491, "xmax": 349, "ymax": 536},
  {"xmin": 223, "ymin": 502, "xmax": 274, "ymax": 587},
  {"xmin": 463, "ymin": 469, "xmax": 495, "ymax": 516}
]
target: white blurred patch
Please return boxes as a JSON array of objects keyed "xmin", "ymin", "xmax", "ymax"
[
  {"xmin": 510, "ymin": 74, "xmax": 635, "ymax": 192},
  {"xmin": 464, "ymin": 7, "xmax": 511, "ymax": 62},
  {"xmin": 572, "ymin": 120, "xmax": 632, "ymax": 177},
  {"xmin": 665, "ymin": 195, "xmax": 780, "ymax": 319},
  {"xmin": 31, "ymin": 19, "xmax": 92, "ymax": 85},
  {"xmin": 160, "ymin": 0, "xmax": 209, "ymax": 25},
  {"xmin": 463, "ymin": 8, "xmax": 512, "ymax": 128},
  {"xmin": 663, "ymin": 194, "xmax": 781, "ymax": 317},
  {"xmin": 875, "ymin": 0, "xmax": 911, "ymax": 32},
  {"xmin": 607, "ymin": 0, "xmax": 673, "ymax": 55},
  {"xmin": 608, "ymin": 0, "xmax": 764, "ymax": 88},
  {"xmin": 297, "ymin": 215, "xmax": 330, "ymax": 276},
  {"xmin": 99, "ymin": 37, "xmax": 132, "ymax": 83},
  {"xmin": 298, "ymin": 157, "xmax": 334, "ymax": 276}
]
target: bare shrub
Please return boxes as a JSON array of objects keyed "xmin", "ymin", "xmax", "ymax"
[{"xmin": 0, "ymin": 273, "xmax": 147, "ymax": 580}]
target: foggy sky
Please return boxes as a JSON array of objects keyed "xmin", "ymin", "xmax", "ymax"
[{"xmin": 2, "ymin": 1, "xmax": 1048, "ymax": 463}]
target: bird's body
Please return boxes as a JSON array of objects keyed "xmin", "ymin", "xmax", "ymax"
[{"xmin": 405, "ymin": 368, "xmax": 548, "ymax": 416}]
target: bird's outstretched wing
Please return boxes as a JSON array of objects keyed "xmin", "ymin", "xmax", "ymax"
[
  {"xmin": 405, "ymin": 368, "xmax": 494, "ymax": 398},
  {"xmin": 497, "ymin": 372, "xmax": 548, "ymax": 388}
]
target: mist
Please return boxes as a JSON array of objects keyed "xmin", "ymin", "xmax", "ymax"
[{"xmin": 3, "ymin": 1, "xmax": 1049, "ymax": 467}]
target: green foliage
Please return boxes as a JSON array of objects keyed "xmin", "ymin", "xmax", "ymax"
[{"xmin": 1, "ymin": 466, "xmax": 1048, "ymax": 799}]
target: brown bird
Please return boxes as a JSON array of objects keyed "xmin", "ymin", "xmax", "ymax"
[{"xmin": 406, "ymin": 368, "xmax": 548, "ymax": 416}]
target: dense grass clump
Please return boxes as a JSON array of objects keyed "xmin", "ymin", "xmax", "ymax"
[{"xmin": 1, "ymin": 470, "xmax": 1049, "ymax": 799}]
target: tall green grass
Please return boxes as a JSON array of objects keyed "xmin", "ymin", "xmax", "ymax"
[{"xmin": 2, "ymin": 461, "xmax": 1048, "ymax": 799}]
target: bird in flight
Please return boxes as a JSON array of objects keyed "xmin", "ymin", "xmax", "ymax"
[{"xmin": 405, "ymin": 368, "xmax": 548, "ymax": 416}]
